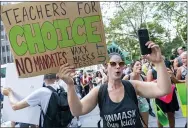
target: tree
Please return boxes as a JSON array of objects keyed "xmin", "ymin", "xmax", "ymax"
[
  {"xmin": 154, "ymin": 2, "xmax": 187, "ymax": 44},
  {"xmin": 101, "ymin": 2, "xmax": 186, "ymax": 59}
]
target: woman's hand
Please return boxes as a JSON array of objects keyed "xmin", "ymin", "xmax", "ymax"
[
  {"xmin": 167, "ymin": 68, "xmax": 174, "ymax": 78},
  {"xmin": 57, "ymin": 63, "xmax": 76, "ymax": 86},
  {"xmin": 143, "ymin": 41, "xmax": 163, "ymax": 64}
]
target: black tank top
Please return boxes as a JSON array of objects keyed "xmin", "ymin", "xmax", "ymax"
[{"xmin": 100, "ymin": 85, "xmax": 143, "ymax": 128}]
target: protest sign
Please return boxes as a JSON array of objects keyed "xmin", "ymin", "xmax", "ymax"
[
  {"xmin": 1, "ymin": 2, "xmax": 107, "ymax": 78},
  {"xmin": 176, "ymin": 83, "xmax": 187, "ymax": 117},
  {"xmin": 2, "ymin": 63, "xmax": 43, "ymax": 124}
]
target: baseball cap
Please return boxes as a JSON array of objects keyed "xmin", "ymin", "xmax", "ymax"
[{"xmin": 44, "ymin": 73, "xmax": 57, "ymax": 80}]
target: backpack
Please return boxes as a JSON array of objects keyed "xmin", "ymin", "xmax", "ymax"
[
  {"xmin": 39, "ymin": 86, "xmax": 74, "ymax": 128},
  {"xmin": 97, "ymin": 80, "xmax": 146, "ymax": 128}
]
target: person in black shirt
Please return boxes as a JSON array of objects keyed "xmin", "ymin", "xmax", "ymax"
[{"xmin": 58, "ymin": 41, "xmax": 172, "ymax": 128}]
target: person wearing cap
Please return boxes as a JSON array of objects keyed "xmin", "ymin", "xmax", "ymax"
[
  {"xmin": 1, "ymin": 73, "xmax": 66, "ymax": 126},
  {"xmin": 173, "ymin": 46, "xmax": 185, "ymax": 72}
]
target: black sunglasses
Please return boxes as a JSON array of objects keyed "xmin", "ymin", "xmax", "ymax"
[{"xmin": 108, "ymin": 61, "xmax": 125, "ymax": 67}]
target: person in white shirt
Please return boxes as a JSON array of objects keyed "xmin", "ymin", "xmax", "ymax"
[{"xmin": 2, "ymin": 73, "xmax": 72, "ymax": 127}]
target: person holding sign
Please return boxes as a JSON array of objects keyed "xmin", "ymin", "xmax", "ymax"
[
  {"xmin": 57, "ymin": 41, "xmax": 172, "ymax": 128},
  {"xmin": 1, "ymin": 2, "xmax": 108, "ymax": 78}
]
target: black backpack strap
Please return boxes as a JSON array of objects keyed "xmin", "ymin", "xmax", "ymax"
[
  {"xmin": 122, "ymin": 80, "xmax": 147, "ymax": 127},
  {"xmin": 39, "ymin": 86, "xmax": 58, "ymax": 128},
  {"xmin": 38, "ymin": 105, "xmax": 45, "ymax": 128},
  {"xmin": 97, "ymin": 84, "xmax": 107, "ymax": 128},
  {"xmin": 45, "ymin": 86, "xmax": 57, "ymax": 92},
  {"xmin": 39, "ymin": 109, "xmax": 45, "ymax": 128}
]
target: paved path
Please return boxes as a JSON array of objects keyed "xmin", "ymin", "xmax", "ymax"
[{"xmin": 1, "ymin": 103, "xmax": 186, "ymax": 127}]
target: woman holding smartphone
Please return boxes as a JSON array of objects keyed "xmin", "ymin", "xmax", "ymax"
[{"xmin": 57, "ymin": 41, "xmax": 171, "ymax": 128}]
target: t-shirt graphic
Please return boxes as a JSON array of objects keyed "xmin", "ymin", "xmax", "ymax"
[
  {"xmin": 104, "ymin": 109, "xmax": 137, "ymax": 127},
  {"xmin": 100, "ymin": 86, "xmax": 142, "ymax": 128}
]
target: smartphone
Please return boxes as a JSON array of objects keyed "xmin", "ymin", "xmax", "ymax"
[{"xmin": 138, "ymin": 29, "xmax": 152, "ymax": 55}]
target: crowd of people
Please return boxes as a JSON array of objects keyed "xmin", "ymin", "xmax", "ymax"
[
  {"xmin": 71, "ymin": 45, "xmax": 187, "ymax": 128},
  {"xmin": 1, "ymin": 42, "xmax": 187, "ymax": 128}
]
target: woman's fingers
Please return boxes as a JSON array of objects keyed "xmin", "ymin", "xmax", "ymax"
[
  {"xmin": 147, "ymin": 42, "xmax": 155, "ymax": 49},
  {"xmin": 64, "ymin": 68, "xmax": 75, "ymax": 75},
  {"xmin": 146, "ymin": 41, "xmax": 160, "ymax": 51},
  {"xmin": 145, "ymin": 41, "xmax": 152, "ymax": 46},
  {"xmin": 70, "ymin": 72, "xmax": 76, "ymax": 77},
  {"xmin": 58, "ymin": 63, "xmax": 76, "ymax": 81},
  {"xmin": 59, "ymin": 63, "xmax": 69, "ymax": 71},
  {"xmin": 59, "ymin": 64, "xmax": 75, "ymax": 74},
  {"xmin": 151, "ymin": 45, "xmax": 160, "ymax": 50}
]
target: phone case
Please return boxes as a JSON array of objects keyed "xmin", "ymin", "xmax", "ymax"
[{"xmin": 138, "ymin": 29, "xmax": 152, "ymax": 55}]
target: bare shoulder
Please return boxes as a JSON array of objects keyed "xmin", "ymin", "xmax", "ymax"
[{"xmin": 177, "ymin": 66, "xmax": 183, "ymax": 71}]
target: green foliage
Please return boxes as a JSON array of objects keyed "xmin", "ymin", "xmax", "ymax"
[{"xmin": 102, "ymin": 2, "xmax": 186, "ymax": 60}]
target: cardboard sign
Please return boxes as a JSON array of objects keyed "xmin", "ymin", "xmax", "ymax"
[
  {"xmin": 2, "ymin": 63, "xmax": 43, "ymax": 124},
  {"xmin": 1, "ymin": 2, "xmax": 107, "ymax": 78}
]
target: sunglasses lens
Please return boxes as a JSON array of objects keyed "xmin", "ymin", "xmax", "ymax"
[
  {"xmin": 110, "ymin": 62, "xmax": 116, "ymax": 66},
  {"xmin": 119, "ymin": 62, "xmax": 125, "ymax": 67}
]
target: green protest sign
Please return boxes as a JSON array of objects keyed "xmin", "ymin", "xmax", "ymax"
[
  {"xmin": 176, "ymin": 83, "xmax": 187, "ymax": 117},
  {"xmin": 1, "ymin": 2, "xmax": 107, "ymax": 78},
  {"xmin": 176, "ymin": 83, "xmax": 187, "ymax": 105}
]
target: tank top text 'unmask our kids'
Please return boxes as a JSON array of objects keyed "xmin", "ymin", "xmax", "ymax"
[{"xmin": 100, "ymin": 85, "xmax": 143, "ymax": 128}]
